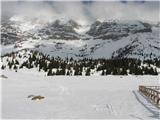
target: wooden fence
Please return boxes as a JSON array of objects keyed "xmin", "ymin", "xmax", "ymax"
[{"xmin": 139, "ymin": 86, "xmax": 160, "ymax": 108}]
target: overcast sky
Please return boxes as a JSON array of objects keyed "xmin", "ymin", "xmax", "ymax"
[{"xmin": 1, "ymin": 1, "xmax": 160, "ymax": 24}]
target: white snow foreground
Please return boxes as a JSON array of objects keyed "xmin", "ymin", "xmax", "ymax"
[{"xmin": 1, "ymin": 70, "xmax": 159, "ymax": 119}]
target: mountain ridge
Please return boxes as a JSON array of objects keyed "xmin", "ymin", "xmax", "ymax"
[{"xmin": 1, "ymin": 17, "xmax": 160, "ymax": 60}]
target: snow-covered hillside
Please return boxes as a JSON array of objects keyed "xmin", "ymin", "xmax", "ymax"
[
  {"xmin": 1, "ymin": 70, "xmax": 159, "ymax": 119},
  {"xmin": 1, "ymin": 2, "xmax": 160, "ymax": 120},
  {"xmin": 1, "ymin": 17, "xmax": 160, "ymax": 60},
  {"xmin": 1, "ymin": 49, "xmax": 159, "ymax": 76}
]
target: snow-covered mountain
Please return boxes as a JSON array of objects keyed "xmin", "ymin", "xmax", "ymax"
[
  {"xmin": 37, "ymin": 19, "xmax": 80, "ymax": 40},
  {"xmin": 87, "ymin": 20, "xmax": 152, "ymax": 40},
  {"xmin": 1, "ymin": 17, "xmax": 160, "ymax": 60}
]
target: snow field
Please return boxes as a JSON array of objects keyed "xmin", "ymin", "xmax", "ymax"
[{"xmin": 1, "ymin": 70, "xmax": 159, "ymax": 119}]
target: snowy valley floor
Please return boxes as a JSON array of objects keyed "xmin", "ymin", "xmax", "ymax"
[{"xmin": 1, "ymin": 70, "xmax": 160, "ymax": 119}]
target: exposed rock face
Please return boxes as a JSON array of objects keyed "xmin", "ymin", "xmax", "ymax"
[
  {"xmin": 1, "ymin": 19, "xmax": 81, "ymax": 45},
  {"xmin": 1, "ymin": 19, "xmax": 153, "ymax": 45},
  {"xmin": 87, "ymin": 20, "xmax": 152, "ymax": 40},
  {"xmin": 1, "ymin": 20, "xmax": 34, "ymax": 45},
  {"xmin": 38, "ymin": 20, "xmax": 80, "ymax": 40},
  {"xmin": 68, "ymin": 19, "xmax": 80, "ymax": 29},
  {"xmin": 1, "ymin": 22, "xmax": 22, "ymax": 45}
]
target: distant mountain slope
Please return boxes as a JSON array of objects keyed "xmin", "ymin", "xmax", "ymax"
[
  {"xmin": 1, "ymin": 17, "xmax": 160, "ymax": 60},
  {"xmin": 37, "ymin": 19, "xmax": 80, "ymax": 40},
  {"xmin": 87, "ymin": 20, "xmax": 152, "ymax": 40}
]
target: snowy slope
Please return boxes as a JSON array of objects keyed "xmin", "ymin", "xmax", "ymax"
[
  {"xmin": 1, "ymin": 16, "xmax": 160, "ymax": 120},
  {"xmin": 1, "ymin": 28, "xmax": 160, "ymax": 60},
  {"xmin": 1, "ymin": 17, "xmax": 160, "ymax": 60},
  {"xmin": 1, "ymin": 70, "xmax": 159, "ymax": 119}
]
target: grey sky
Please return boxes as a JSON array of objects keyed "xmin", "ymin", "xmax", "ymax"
[{"xmin": 1, "ymin": 1, "xmax": 160, "ymax": 24}]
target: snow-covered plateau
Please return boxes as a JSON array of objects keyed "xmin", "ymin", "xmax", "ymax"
[{"xmin": 1, "ymin": 69, "xmax": 159, "ymax": 119}]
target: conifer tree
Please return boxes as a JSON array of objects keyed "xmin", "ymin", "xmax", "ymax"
[
  {"xmin": 13, "ymin": 65, "xmax": 18, "ymax": 71},
  {"xmin": 112, "ymin": 68, "xmax": 118, "ymax": 75},
  {"xmin": 102, "ymin": 70, "xmax": 105, "ymax": 75},
  {"xmin": 85, "ymin": 68, "xmax": 90, "ymax": 76},
  {"xmin": 1, "ymin": 65, "xmax": 5, "ymax": 70},
  {"xmin": 67, "ymin": 70, "xmax": 70, "ymax": 76},
  {"xmin": 47, "ymin": 69, "xmax": 52, "ymax": 76},
  {"xmin": 120, "ymin": 68, "xmax": 127, "ymax": 75},
  {"xmin": 15, "ymin": 59, "xmax": 19, "ymax": 65}
]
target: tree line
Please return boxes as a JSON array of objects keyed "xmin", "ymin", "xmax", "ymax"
[{"xmin": 1, "ymin": 50, "xmax": 159, "ymax": 76}]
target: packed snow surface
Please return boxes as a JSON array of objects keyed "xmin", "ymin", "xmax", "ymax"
[{"xmin": 1, "ymin": 70, "xmax": 159, "ymax": 119}]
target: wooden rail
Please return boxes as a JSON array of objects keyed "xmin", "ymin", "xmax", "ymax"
[{"xmin": 139, "ymin": 86, "xmax": 160, "ymax": 108}]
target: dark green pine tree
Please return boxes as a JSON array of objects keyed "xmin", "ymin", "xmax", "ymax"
[
  {"xmin": 1, "ymin": 65, "xmax": 5, "ymax": 70},
  {"xmin": 74, "ymin": 68, "xmax": 79, "ymax": 76},
  {"xmin": 56, "ymin": 69, "xmax": 60, "ymax": 75},
  {"xmin": 66, "ymin": 70, "xmax": 70, "ymax": 76},
  {"xmin": 112, "ymin": 68, "xmax": 118, "ymax": 75},
  {"xmin": 120, "ymin": 68, "xmax": 127, "ymax": 75},
  {"xmin": 79, "ymin": 70, "xmax": 82, "ymax": 76},
  {"xmin": 8, "ymin": 61, "xmax": 12, "ymax": 69},
  {"xmin": 47, "ymin": 69, "xmax": 53, "ymax": 76},
  {"xmin": 13, "ymin": 65, "xmax": 18, "ymax": 72},
  {"xmin": 13, "ymin": 65, "xmax": 17, "ymax": 70},
  {"xmin": 101, "ymin": 70, "xmax": 105, "ymax": 75},
  {"xmin": 60, "ymin": 69, "xmax": 65, "ymax": 75},
  {"xmin": 85, "ymin": 68, "xmax": 90, "ymax": 76},
  {"xmin": 15, "ymin": 59, "xmax": 19, "ymax": 65},
  {"xmin": 153, "ymin": 68, "xmax": 158, "ymax": 75},
  {"xmin": 135, "ymin": 67, "xmax": 143, "ymax": 75},
  {"xmin": 43, "ymin": 62, "xmax": 48, "ymax": 72},
  {"xmin": 106, "ymin": 69, "xmax": 111, "ymax": 75}
]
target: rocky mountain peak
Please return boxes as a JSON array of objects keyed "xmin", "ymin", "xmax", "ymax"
[{"xmin": 87, "ymin": 20, "xmax": 152, "ymax": 40}]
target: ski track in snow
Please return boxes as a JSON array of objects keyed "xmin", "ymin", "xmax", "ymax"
[{"xmin": 1, "ymin": 70, "xmax": 159, "ymax": 119}]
